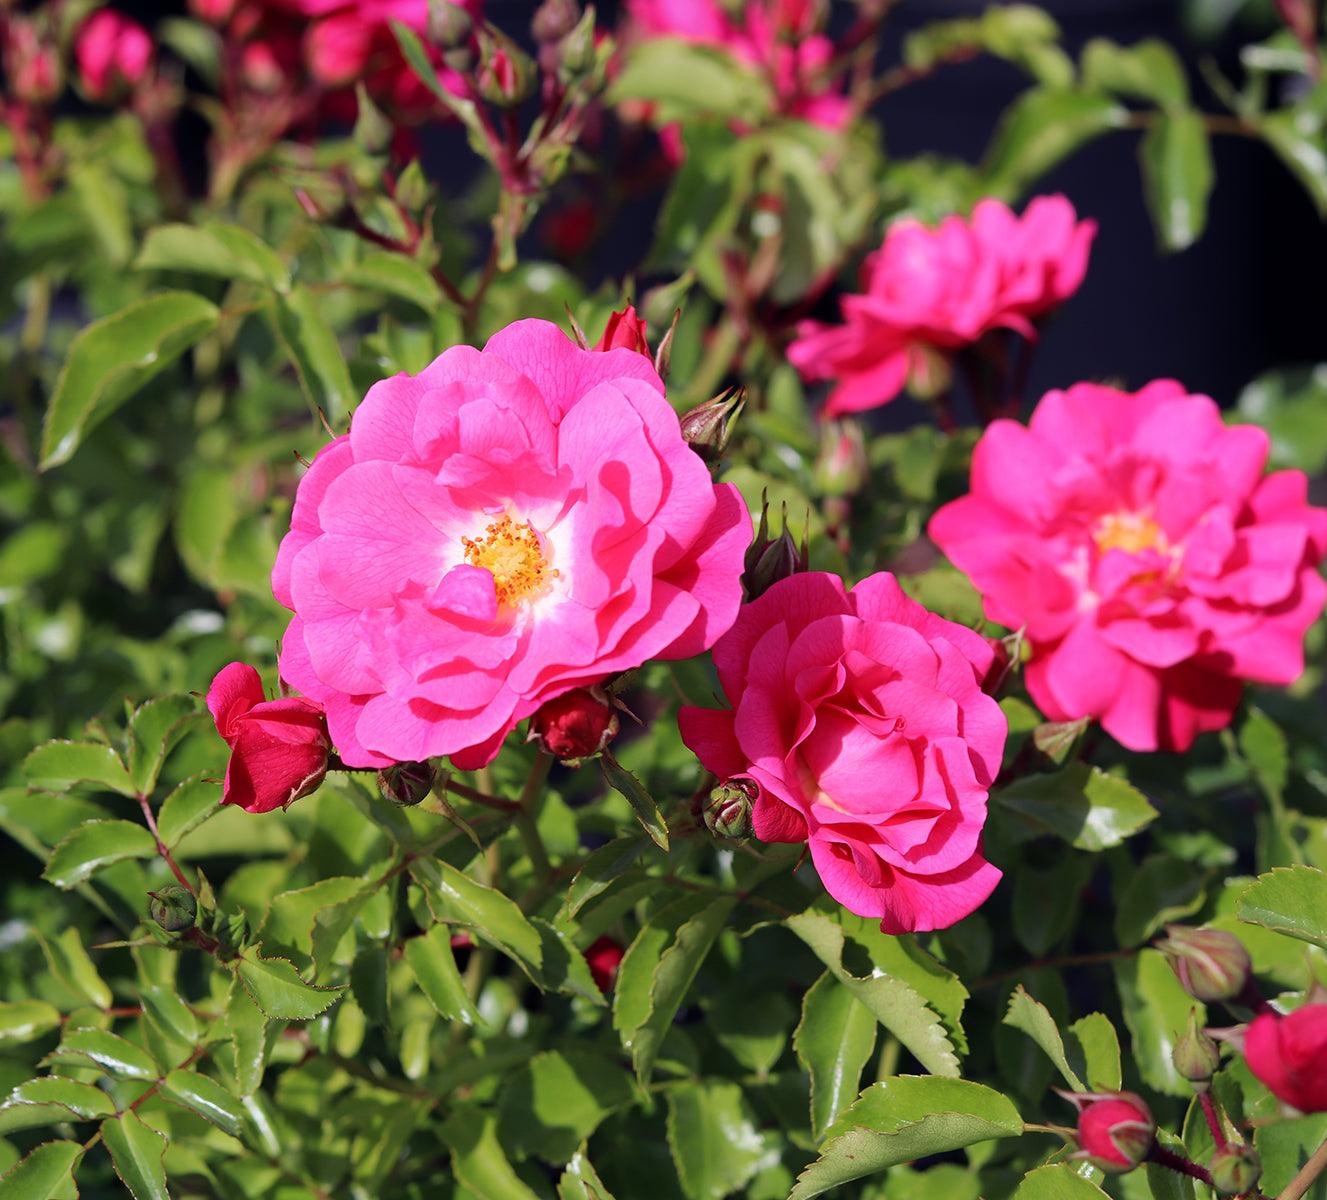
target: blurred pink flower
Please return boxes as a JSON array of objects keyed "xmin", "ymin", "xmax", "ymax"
[
  {"xmin": 788, "ymin": 195, "xmax": 1095, "ymax": 417},
  {"xmin": 929, "ymin": 380, "xmax": 1327, "ymax": 751},
  {"xmin": 679, "ymin": 571, "xmax": 1005, "ymax": 933},
  {"xmin": 76, "ymin": 10, "xmax": 153, "ymax": 102},
  {"xmin": 1245, "ymin": 1004, "xmax": 1327, "ymax": 1112},
  {"xmin": 274, "ymin": 318, "xmax": 750, "ymax": 769}
]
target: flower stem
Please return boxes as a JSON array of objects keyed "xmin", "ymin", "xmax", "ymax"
[
  {"xmin": 1201, "ymin": 1091, "xmax": 1228, "ymax": 1149},
  {"xmin": 138, "ymin": 793, "xmax": 195, "ymax": 895},
  {"xmin": 1149, "ymin": 1144, "xmax": 1215, "ymax": 1186},
  {"xmin": 1281, "ymin": 1134, "xmax": 1327, "ymax": 1200},
  {"xmin": 513, "ymin": 752, "xmax": 553, "ymax": 881}
]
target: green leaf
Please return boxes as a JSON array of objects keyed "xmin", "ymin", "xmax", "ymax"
[
  {"xmin": 224, "ymin": 978, "xmax": 269, "ymax": 1096},
  {"xmin": 156, "ymin": 776, "xmax": 221, "ymax": 848},
  {"xmin": 559, "ymin": 1147, "xmax": 617, "ymax": 1200},
  {"xmin": 789, "ymin": 1076, "xmax": 1023, "ymax": 1200},
  {"xmin": 1260, "ymin": 105, "xmax": 1327, "ymax": 216},
  {"xmin": 613, "ymin": 893, "xmax": 711, "ymax": 1047},
  {"xmin": 666, "ymin": 1080, "xmax": 767, "ymax": 1200},
  {"xmin": 600, "ymin": 754, "xmax": 669, "ymax": 851},
  {"xmin": 0, "ymin": 1140, "xmax": 83, "ymax": 1199},
  {"xmin": 127, "ymin": 695, "xmax": 202, "ymax": 796},
  {"xmin": 608, "ymin": 38, "xmax": 773, "ymax": 121},
  {"xmin": 500, "ymin": 1050, "xmax": 634, "ymax": 1165},
  {"xmin": 1067, "ymin": 1012, "xmax": 1123, "ymax": 1091},
  {"xmin": 24, "ymin": 741, "xmax": 135, "ymax": 796},
  {"xmin": 1240, "ymin": 707, "xmax": 1290, "ymax": 805},
  {"xmin": 983, "ymin": 89, "xmax": 1127, "ymax": 199},
  {"xmin": 135, "ymin": 221, "xmax": 290, "ymax": 289},
  {"xmin": 346, "ymin": 252, "xmax": 444, "ymax": 313},
  {"xmin": 1003, "ymin": 986, "xmax": 1084, "ymax": 1091},
  {"xmin": 139, "ymin": 985, "xmax": 199, "ymax": 1045},
  {"xmin": 787, "ymin": 910, "xmax": 959, "ymax": 1077},
  {"xmin": 441, "ymin": 1109, "xmax": 541, "ymax": 1200},
  {"xmin": 160, "ymin": 1069, "xmax": 244, "ymax": 1137},
  {"xmin": 35, "ymin": 929, "xmax": 112, "ymax": 1009},
  {"xmin": 562, "ymin": 835, "xmax": 650, "ymax": 918},
  {"xmin": 794, "ymin": 971, "xmax": 878, "ymax": 1140},
  {"xmin": 1081, "ymin": 38, "xmax": 1189, "ymax": 108},
  {"xmin": 101, "ymin": 1110, "xmax": 169, "ymax": 1200},
  {"xmin": 1255, "ymin": 1112, "xmax": 1327, "ymax": 1196},
  {"xmin": 271, "ymin": 284, "xmax": 355, "ymax": 426},
  {"xmin": 403, "ymin": 924, "xmax": 483, "ymax": 1027},
  {"xmin": 1237, "ymin": 865, "xmax": 1327, "ymax": 949},
  {"xmin": 1114, "ymin": 949, "xmax": 1205, "ymax": 1096},
  {"xmin": 1014, "ymin": 1164, "xmax": 1111, "ymax": 1198},
  {"xmin": 42, "ymin": 819, "xmax": 157, "ymax": 889},
  {"xmin": 46, "ymin": 1028, "xmax": 159, "ymax": 1080},
  {"xmin": 1114, "ymin": 854, "xmax": 1208, "ymax": 946},
  {"xmin": 994, "ymin": 763, "xmax": 1157, "ymax": 851},
  {"xmin": 0, "ymin": 522, "xmax": 71, "ymax": 588},
  {"xmin": 0, "ymin": 1078, "xmax": 116, "ymax": 1133},
  {"xmin": 235, "ymin": 950, "xmax": 345, "ymax": 1020},
  {"xmin": 1140, "ymin": 109, "xmax": 1214, "ymax": 251},
  {"xmin": 39, "ymin": 291, "xmax": 219, "ymax": 470},
  {"xmin": 0, "ymin": 1001, "xmax": 62, "ymax": 1045},
  {"xmin": 1238, "ymin": 366, "xmax": 1327, "ymax": 475},
  {"xmin": 409, "ymin": 858, "xmax": 545, "ymax": 980}
]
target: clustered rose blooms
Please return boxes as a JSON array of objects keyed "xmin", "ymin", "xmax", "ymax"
[
  {"xmin": 207, "ymin": 663, "xmax": 332, "ymax": 813},
  {"xmin": 274, "ymin": 317, "xmax": 750, "ymax": 770},
  {"xmin": 626, "ymin": 0, "xmax": 850, "ymax": 130},
  {"xmin": 1244, "ymin": 1004, "xmax": 1327, "ymax": 1112},
  {"xmin": 679, "ymin": 571, "xmax": 1006, "ymax": 933},
  {"xmin": 75, "ymin": 9, "xmax": 153, "ymax": 102},
  {"xmin": 930, "ymin": 380, "xmax": 1327, "ymax": 751},
  {"xmin": 788, "ymin": 195, "xmax": 1095, "ymax": 417}
]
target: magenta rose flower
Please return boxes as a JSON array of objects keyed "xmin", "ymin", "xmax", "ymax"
[
  {"xmin": 274, "ymin": 318, "xmax": 750, "ymax": 770},
  {"xmin": 678, "ymin": 571, "xmax": 1006, "ymax": 933},
  {"xmin": 787, "ymin": 196, "xmax": 1095, "ymax": 418},
  {"xmin": 929, "ymin": 380, "xmax": 1327, "ymax": 751},
  {"xmin": 207, "ymin": 663, "xmax": 331, "ymax": 814},
  {"xmin": 1245, "ymin": 1004, "xmax": 1327, "ymax": 1112},
  {"xmin": 76, "ymin": 10, "xmax": 154, "ymax": 102}
]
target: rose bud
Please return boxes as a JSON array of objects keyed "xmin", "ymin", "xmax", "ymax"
[
  {"xmin": 429, "ymin": 2, "xmax": 474, "ymax": 49},
  {"xmin": 529, "ymin": 686, "xmax": 618, "ymax": 762},
  {"xmin": 238, "ymin": 41, "xmax": 284, "ymax": 94},
  {"xmin": 5, "ymin": 20, "xmax": 62, "ymax": 105},
  {"xmin": 1244, "ymin": 1003, "xmax": 1327, "ymax": 1112},
  {"xmin": 1158, "ymin": 926, "xmax": 1252, "ymax": 1004},
  {"xmin": 148, "ymin": 887, "xmax": 197, "ymax": 933},
  {"xmin": 532, "ymin": 0, "xmax": 580, "ymax": 44},
  {"xmin": 813, "ymin": 420, "xmax": 868, "ymax": 498},
  {"xmin": 207, "ymin": 663, "xmax": 332, "ymax": 814},
  {"xmin": 75, "ymin": 9, "xmax": 154, "ymax": 103},
  {"xmin": 476, "ymin": 31, "xmax": 535, "ymax": 106},
  {"xmin": 678, "ymin": 387, "xmax": 744, "ymax": 465},
  {"xmin": 594, "ymin": 305, "xmax": 650, "ymax": 357},
  {"xmin": 743, "ymin": 496, "xmax": 807, "ymax": 601},
  {"xmin": 377, "ymin": 761, "xmax": 436, "ymax": 807},
  {"xmin": 1062, "ymin": 1091, "xmax": 1155, "ymax": 1174},
  {"xmin": 1172, "ymin": 1009, "xmax": 1221, "ymax": 1089},
  {"xmin": 1210, "ymin": 1144, "xmax": 1262, "ymax": 1197},
  {"xmin": 585, "ymin": 936, "xmax": 624, "ymax": 993},
  {"xmin": 705, "ymin": 777, "xmax": 757, "ymax": 841},
  {"xmin": 187, "ymin": 0, "xmax": 238, "ymax": 24}
]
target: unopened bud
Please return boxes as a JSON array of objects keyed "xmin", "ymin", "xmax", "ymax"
[
  {"xmin": 813, "ymin": 420, "xmax": 867, "ymax": 497},
  {"xmin": 595, "ymin": 305, "xmax": 650, "ymax": 357},
  {"xmin": 532, "ymin": 0, "xmax": 580, "ymax": 44},
  {"xmin": 679, "ymin": 387, "xmax": 744, "ymax": 465},
  {"xmin": 188, "ymin": 0, "xmax": 238, "ymax": 24},
  {"xmin": 743, "ymin": 495, "xmax": 808, "ymax": 601},
  {"xmin": 429, "ymin": 1, "xmax": 473, "ymax": 48},
  {"xmin": 1172, "ymin": 1009, "xmax": 1221, "ymax": 1089},
  {"xmin": 1211, "ymin": 1144, "xmax": 1262, "ymax": 1196},
  {"xmin": 1060, "ymin": 1090, "xmax": 1154, "ymax": 1175},
  {"xmin": 353, "ymin": 84, "xmax": 394, "ymax": 152},
  {"xmin": 476, "ymin": 31, "xmax": 536, "ymax": 106},
  {"xmin": 1157, "ymin": 926, "xmax": 1252, "ymax": 1004},
  {"xmin": 557, "ymin": 7, "xmax": 598, "ymax": 80},
  {"xmin": 5, "ymin": 20, "xmax": 62, "ymax": 105},
  {"xmin": 148, "ymin": 887, "xmax": 197, "ymax": 933},
  {"xmin": 394, "ymin": 159, "xmax": 430, "ymax": 214},
  {"xmin": 529, "ymin": 686, "xmax": 618, "ymax": 762},
  {"xmin": 585, "ymin": 935, "xmax": 624, "ymax": 992},
  {"xmin": 705, "ymin": 777, "xmax": 757, "ymax": 840},
  {"xmin": 377, "ymin": 761, "xmax": 436, "ymax": 807}
]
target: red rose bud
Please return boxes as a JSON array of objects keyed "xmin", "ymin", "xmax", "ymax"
[
  {"xmin": 148, "ymin": 887, "xmax": 197, "ymax": 933},
  {"xmin": 705, "ymin": 777, "xmax": 757, "ymax": 840},
  {"xmin": 5, "ymin": 20, "xmax": 62, "ymax": 105},
  {"xmin": 595, "ymin": 305, "xmax": 650, "ymax": 357},
  {"xmin": 1244, "ymin": 1003, "xmax": 1327, "ymax": 1112},
  {"xmin": 188, "ymin": 0, "xmax": 238, "ymax": 24},
  {"xmin": 75, "ymin": 10, "xmax": 154, "ymax": 102},
  {"xmin": 377, "ymin": 761, "xmax": 436, "ymax": 806},
  {"xmin": 679, "ymin": 387, "xmax": 744, "ymax": 465},
  {"xmin": 476, "ymin": 31, "xmax": 535, "ymax": 106},
  {"xmin": 743, "ymin": 495, "xmax": 807, "ymax": 601},
  {"xmin": 1172, "ymin": 1009, "xmax": 1221, "ymax": 1089},
  {"xmin": 239, "ymin": 41, "xmax": 285, "ymax": 94},
  {"xmin": 1063, "ymin": 1091, "xmax": 1155, "ymax": 1174},
  {"xmin": 585, "ymin": 935, "xmax": 624, "ymax": 993},
  {"xmin": 206, "ymin": 663, "xmax": 332, "ymax": 814},
  {"xmin": 532, "ymin": 0, "xmax": 580, "ymax": 44},
  {"xmin": 813, "ymin": 420, "xmax": 868, "ymax": 497},
  {"xmin": 1211, "ymin": 1144, "xmax": 1262, "ymax": 1197},
  {"xmin": 1158, "ymin": 925, "xmax": 1252, "ymax": 1003},
  {"xmin": 530, "ymin": 686, "xmax": 618, "ymax": 762}
]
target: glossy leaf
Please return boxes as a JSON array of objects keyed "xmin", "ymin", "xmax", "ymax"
[
  {"xmin": 500, "ymin": 1050, "xmax": 634, "ymax": 1164},
  {"xmin": 0, "ymin": 1077, "xmax": 116, "ymax": 1133},
  {"xmin": 271, "ymin": 284, "xmax": 355, "ymax": 426},
  {"xmin": 1004, "ymin": 986, "xmax": 1084, "ymax": 1090},
  {"xmin": 441, "ymin": 1108, "xmax": 540, "ymax": 1200},
  {"xmin": 1114, "ymin": 949, "xmax": 1205, "ymax": 1096},
  {"xmin": 0, "ymin": 1140, "xmax": 84, "ymax": 1199},
  {"xmin": 1014, "ymin": 1164, "xmax": 1110, "ymax": 1198},
  {"xmin": 599, "ymin": 754, "xmax": 670, "ymax": 851},
  {"xmin": 46, "ymin": 1028, "xmax": 159, "ymax": 1080},
  {"xmin": 160, "ymin": 1068, "xmax": 244, "ymax": 1137},
  {"xmin": 558, "ymin": 1147, "xmax": 617, "ymax": 1200},
  {"xmin": 42, "ymin": 819, "xmax": 157, "ymax": 889},
  {"xmin": 101, "ymin": 1110, "xmax": 170, "ymax": 1200},
  {"xmin": 126, "ymin": 694, "xmax": 202, "ymax": 795},
  {"xmin": 403, "ymin": 924, "xmax": 483, "ymax": 1027},
  {"xmin": 156, "ymin": 776, "xmax": 221, "ymax": 848},
  {"xmin": 666, "ymin": 1080, "xmax": 767, "ymax": 1200},
  {"xmin": 346, "ymin": 252, "xmax": 445, "ymax": 313},
  {"xmin": 794, "ymin": 970, "xmax": 878, "ymax": 1140},
  {"xmin": 136, "ymin": 221, "xmax": 290, "ymax": 289},
  {"xmin": 995, "ymin": 763, "xmax": 1157, "ymax": 851},
  {"xmin": 1140, "ymin": 109, "xmax": 1214, "ymax": 251},
  {"xmin": 0, "ymin": 1001, "xmax": 62, "ymax": 1045},
  {"xmin": 24, "ymin": 741, "xmax": 135, "ymax": 796},
  {"xmin": 608, "ymin": 37, "xmax": 773, "ymax": 120},
  {"xmin": 1237, "ymin": 865, "xmax": 1327, "ymax": 949},
  {"xmin": 235, "ymin": 951, "xmax": 345, "ymax": 1020},
  {"xmin": 562, "ymin": 835, "xmax": 650, "ymax": 918}
]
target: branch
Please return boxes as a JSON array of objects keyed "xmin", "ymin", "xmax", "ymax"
[{"xmin": 1281, "ymin": 1135, "xmax": 1327, "ymax": 1200}]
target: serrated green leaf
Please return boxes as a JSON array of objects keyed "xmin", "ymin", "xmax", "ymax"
[
  {"xmin": 127, "ymin": 695, "xmax": 202, "ymax": 796},
  {"xmin": 35, "ymin": 929, "xmax": 112, "ymax": 1009},
  {"xmin": 1114, "ymin": 854, "xmax": 1208, "ymax": 946},
  {"xmin": 345, "ymin": 252, "xmax": 445, "ymax": 313},
  {"xmin": 613, "ymin": 893, "xmax": 711, "ymax": 1048},
  {"xmin": 1114, "ymin": 949, "xmax": 1205, "ymax": 1096},
  {"xmin": 140, "ymin": 985, "xmax": 199, "ymax": 1045},
  {"xmin": 1255, "ymin": 1112, "xmax": 1327, "ymax": 1196},
  {"xmin": 558, "ymin": 1146, "xmax": 617, "ymax": 1200},
  {"xmin": 135, "ymin": 221, "xmax": 290, "ymax": 289},
  {"xmin": 794, "ymin": 971, "xmax": 878, "ymax": 1140},
  {"xmin": 600, "ymin": 754, "xmax": 669, "ymax": 851},
  {"xmin": 0, "ymin": 1078, "xmax": 116, "ymax": 1133},
  {"xmin": 40, "ymin": 291, "xmax": 218, "ymax": 469},
  {"xmin": 0, "ymin": 1001, "xmax": 62, "ymax": 1045},
  {"xmin": 1240, "ymin": 707, "xmax": 1290, "ymax": 805},
  {"xmin": 440, "ymin": 1108, "xmax": 540, "ymax": 1200},
  {"xmin": 404, "ymin": 924, "xmax": 482, "ymax": 1027},
  {"xmin": 666, "ymin": 1079, "xmax": 767, "ymax": 1200},
  {"xmin": 101, "ymin": 1110, "xmax": 169, "ymax": 1200},
  {"xmin": 1067, "ymin": 1012, "xmax": 1122, "ymax": 1091},
  {"xmin": 983, "ymin": 88, "xmax": 1127, "ymax": 198},
  {"xmin": 1140, "ymin": 109, "xmax": 1213, "ymax": 251},
  {"xmin": 160, "ymin": 1068, "xmax": 243, "ymax": 1137},
  {"xmin": 46, "ymin": 1028, "xmax": 159, "ymax": 1080},
  {"xmin": 1004, "ymin": 986, "xmax": 1083, "ymax": 1091},
  {"xmin": 1237, "ymin": 865, "xmax": 1327, "ymax": 949},
  {"xmin": 271, "ymin": 284, "xmax": 355, "ymax": 426},
  {"xmin": 235, "ymin": 951, "xmax": 345, "ymax": 1020},
  {"xmin": 42, "ymin": 819, "xmax": 156, "ymax": 889},
  {"xmin": 995, "ymin": 763, "xmax": 1157, "ymax": 851},
  {"xmin": 0, "ymin": 1140, "xmax": 83, "ymax": 1199},
  {"xmin": 500, "ymin": 1050, "xmax": 634, "ymax": 1165},
  {"xmin": 789, "ymin": 1076, "xmax": 1023, "ymax": 1199},
  {"xmin": 24, "ymin": 741, "xmax": 135, "ymax": 796},
  {"xmin": 224, "ymin": 978, "xmax": 268, "ymax": 1096},
  {"xmin": 156, "ymin": 776, "xmax": 221, "ymax": 848},
  {"xmin": 562, "ymin": 835, "xmax": 649, "ymax": 918},
  {"xmin": 1014, "ymin": 1163, "xmax": 1110, "ymax": 1198}
]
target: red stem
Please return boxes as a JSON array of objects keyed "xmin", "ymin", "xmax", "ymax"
[
  {"xmin": 138, "ymin": 794, "xmax": 195, "ymax": 895},
  {"xmin": 1200, "ymin": 1092, "xmax": 1228, "ymax": 1149}
]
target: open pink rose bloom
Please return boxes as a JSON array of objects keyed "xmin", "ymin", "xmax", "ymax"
[
  {"xmin": 679, "ymin": 571, "xmax": 1006, "ymax": 933},
  {"xmin": 273, "ymin": 318, "xmax": 750, "ymax": 770},
  {"xmin": 930, "ymin": 380, "xmax": 1327, "ymax": 751}
]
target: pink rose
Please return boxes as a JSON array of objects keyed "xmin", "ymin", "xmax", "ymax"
[
  {"xmin": 1245, "ymin": 1004, "xmax": 1327, "ymax": 1112},
  {"xmin": 207, "ymin": 663, "xmax": 332, "ymax": 814},
  {"xmin": 274, "ymin": 318, "xmax": 750, "ymax": 770},
  {"xmin": 594, "ymin": 306, "xmax": 651, "ymax": 358},
  {"xmin": 1064, "ymin": 1092, "xmax": 1155, "ymax": 1173},
  {"xmin": 76, "ymin": 10, "xmax": 154, "ymax": 102},
  {"xmin": 678, "ymin": 571, "xmax": 1005, "ymax": 933},
  {"xmin": 787, "ymin": 196, "xmax": 1095, "ymax": 418},
  {"xmin": 929, "ymin": 380, "xmax": 1327, "ymax": 751}
]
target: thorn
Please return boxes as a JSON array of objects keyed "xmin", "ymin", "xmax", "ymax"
[
  {"xmin": 293, "ymin": 449, "xmax": 312, "ymax": 468},
  {"xmin": 565, "ymin": 302, "xmax": 590, "ymax": 349},
  {"xmin": 316, "ymin": 408, "xmax": 336, "ymax": 438}
]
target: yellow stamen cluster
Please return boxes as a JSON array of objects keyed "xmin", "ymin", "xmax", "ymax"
[
  {"xmin": 462, "ymin": 515, "xmax": 557, "ymax": 606},
  {"xmin": 1093, "ymin": 511, "xmax": 1167, "ymax": 556}
]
